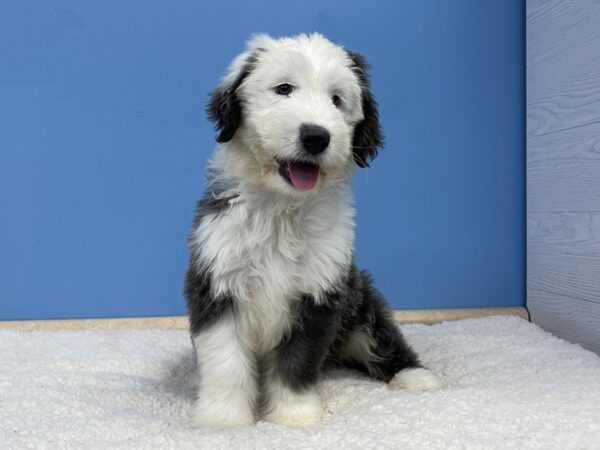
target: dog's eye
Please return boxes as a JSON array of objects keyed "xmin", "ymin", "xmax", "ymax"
[
  {"xmin": 332, "ymin": 94, "xmax": 342, "ymax": 108},
  {"xmin": 275, "ymin": 83, "xmax": 293, "ymax": 96}
]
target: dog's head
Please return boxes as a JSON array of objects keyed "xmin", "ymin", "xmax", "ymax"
[{"xmin": 207, "ymin": 33, "xmax": 383, "ymax": 195}]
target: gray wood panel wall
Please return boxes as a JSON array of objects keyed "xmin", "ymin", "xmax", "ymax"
[{"xmin": 527, "ymin": 0, "xmax": 600, "ymax": 354}]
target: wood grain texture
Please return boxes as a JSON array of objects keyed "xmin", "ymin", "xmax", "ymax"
[
  {"xmin": 528, "ymin": 212, "xmax": 600, "ymax": 303},
  {"xmin": 528, "ymin": 212, "xmax": 600, "ymax": 255},
  {"xmin": 392, "ymin": 308, "xmax": 529, "ymax": 324},
  {"xmin": 527, "ymin": 121, "xmax": 600, "ymax": 212},
  {"xmin": 527, "ymin": 0, "xmax": 600, "ymax": 353},
  {"xmin": 527, "ymin": 0, "xmax": 600, "ymax": 137},
  {"xmin": 0, "ymin": 316, "xmax": 190, "ymax": 331},
  {"xmin": 528, "ymin": 288, "xmax": 600, "ymax": 354},
  {"xmin": 0, "ymin": 308, "xmax": 529, "ymax": 331}
]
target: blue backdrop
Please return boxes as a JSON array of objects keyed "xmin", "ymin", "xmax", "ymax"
[{"xmin": 0, "ymin": 0, "xmax": 525, "ymax": 320}]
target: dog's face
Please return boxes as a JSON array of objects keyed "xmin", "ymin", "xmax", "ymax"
[{"xmin": 207, "ymin": 34, "xmax": 383, "ymax": 196}]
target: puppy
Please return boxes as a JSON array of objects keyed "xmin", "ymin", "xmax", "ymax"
[{"xmin": 184, "ymin": 33, "xmax": 439, "ymax": 428}]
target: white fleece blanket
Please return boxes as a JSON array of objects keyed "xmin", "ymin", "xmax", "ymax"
[{"xmin": 1, "ymin": 316, "xmax": 599, "ymax": 449}]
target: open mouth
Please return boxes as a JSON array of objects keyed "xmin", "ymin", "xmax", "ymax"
[{"xmin": 276, "ymin": 159, "xmax": 321, "ymax": 191}]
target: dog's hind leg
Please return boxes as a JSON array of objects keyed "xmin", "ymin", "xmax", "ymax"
[
  {"xmin": 261, "ymin": 296, "xmax": 339, "ymax": 427},
  {"xmin": 342, "ymin": 271, "xmax": 441, "ymax": 392}
]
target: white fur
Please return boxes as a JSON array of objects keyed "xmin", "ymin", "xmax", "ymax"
[
  {"xmin": 192, "ymin": 157, "xmax": 355, "ymax": 353},
  {"xmin": 389, "ymin": 368, "xmax": 441, "ymax": 392},
  {"xmin": 191, "ymin": 33, "xmax": 368, "ymax": 427},
  {"xmin": 215, "ymin": 33, "xmax": 364, "ymax": 198},
  {"xmin": 191, "ymin": 313, "xmax": 257, "ymax": 428},
  {"xmin": 262, "ymin": 377, "xmax": 323, "ymax": 427},
  {"xmin": 191, "ymin": 33, "xmax": 362, "ymax": 354}
]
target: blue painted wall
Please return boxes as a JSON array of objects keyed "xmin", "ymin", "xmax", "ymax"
[{"xmin": 0, "ymin": 1, "xmax": 525, "ymax": 320}]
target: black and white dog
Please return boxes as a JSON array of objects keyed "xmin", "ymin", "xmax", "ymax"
[{"xmin": 185, "ymin": 33, "xmax": 440, "ymax": 428}]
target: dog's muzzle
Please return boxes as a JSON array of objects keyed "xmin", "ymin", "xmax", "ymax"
[{"xmin": 274, "ymin": 123, "xmax": 331, "ymax": 191}]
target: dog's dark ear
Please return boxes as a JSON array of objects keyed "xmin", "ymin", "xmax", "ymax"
[
  {"xmin": 206, "ymin": 56, "xmax": 256, "ymax": 143},
  {"xmin": 347, "ymin": 51, "xmax": 384, "ymax": 168}
]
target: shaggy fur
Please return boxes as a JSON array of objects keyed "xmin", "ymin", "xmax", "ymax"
[{"xmin": 184, "ymin": 33, "xmax": 440, "ymax": 428}]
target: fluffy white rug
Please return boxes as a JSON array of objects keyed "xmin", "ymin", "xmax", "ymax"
[{"xmin": 1, "ymin": 316, "xmax": 599, "ymax": 449}]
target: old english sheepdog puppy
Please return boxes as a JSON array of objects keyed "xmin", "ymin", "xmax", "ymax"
[{"xmin": 184, "ymin": 33, "xmax": 440, "ymax": 428}]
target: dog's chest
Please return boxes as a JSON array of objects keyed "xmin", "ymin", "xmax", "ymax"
[{"xmin": 194, "ymin": 197, "xmax": 354, "ymax": 350}]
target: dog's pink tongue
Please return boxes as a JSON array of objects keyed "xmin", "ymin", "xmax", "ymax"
[{"xmin": 287, "ymin": 161, "xmax": 320, "ymax": 191}]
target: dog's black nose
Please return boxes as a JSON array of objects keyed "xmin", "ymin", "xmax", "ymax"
[{"xmin": 300, "ymin": 124, "xmax": 330, "ymax": 155}]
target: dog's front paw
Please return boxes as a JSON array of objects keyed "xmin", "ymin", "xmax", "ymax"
[
  {"xmin": 263, "ymin": 387, "xmax": 323, "ymax": 427},
  {"xmin": 191, "ymin": 389, "xmax": 255, "ymax": 428},
  {"xmin": 389, "ymin": 367, "xmax": 441, "ymax": 392}
]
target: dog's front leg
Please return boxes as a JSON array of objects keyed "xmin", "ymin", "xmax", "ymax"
[
  {"xmin": 262, "ymin": 296, "xmax": 339, "ymax": 427},
  {"xmin": 191, "ymin": 311, "xmax": 258, "ymax": 428}
]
